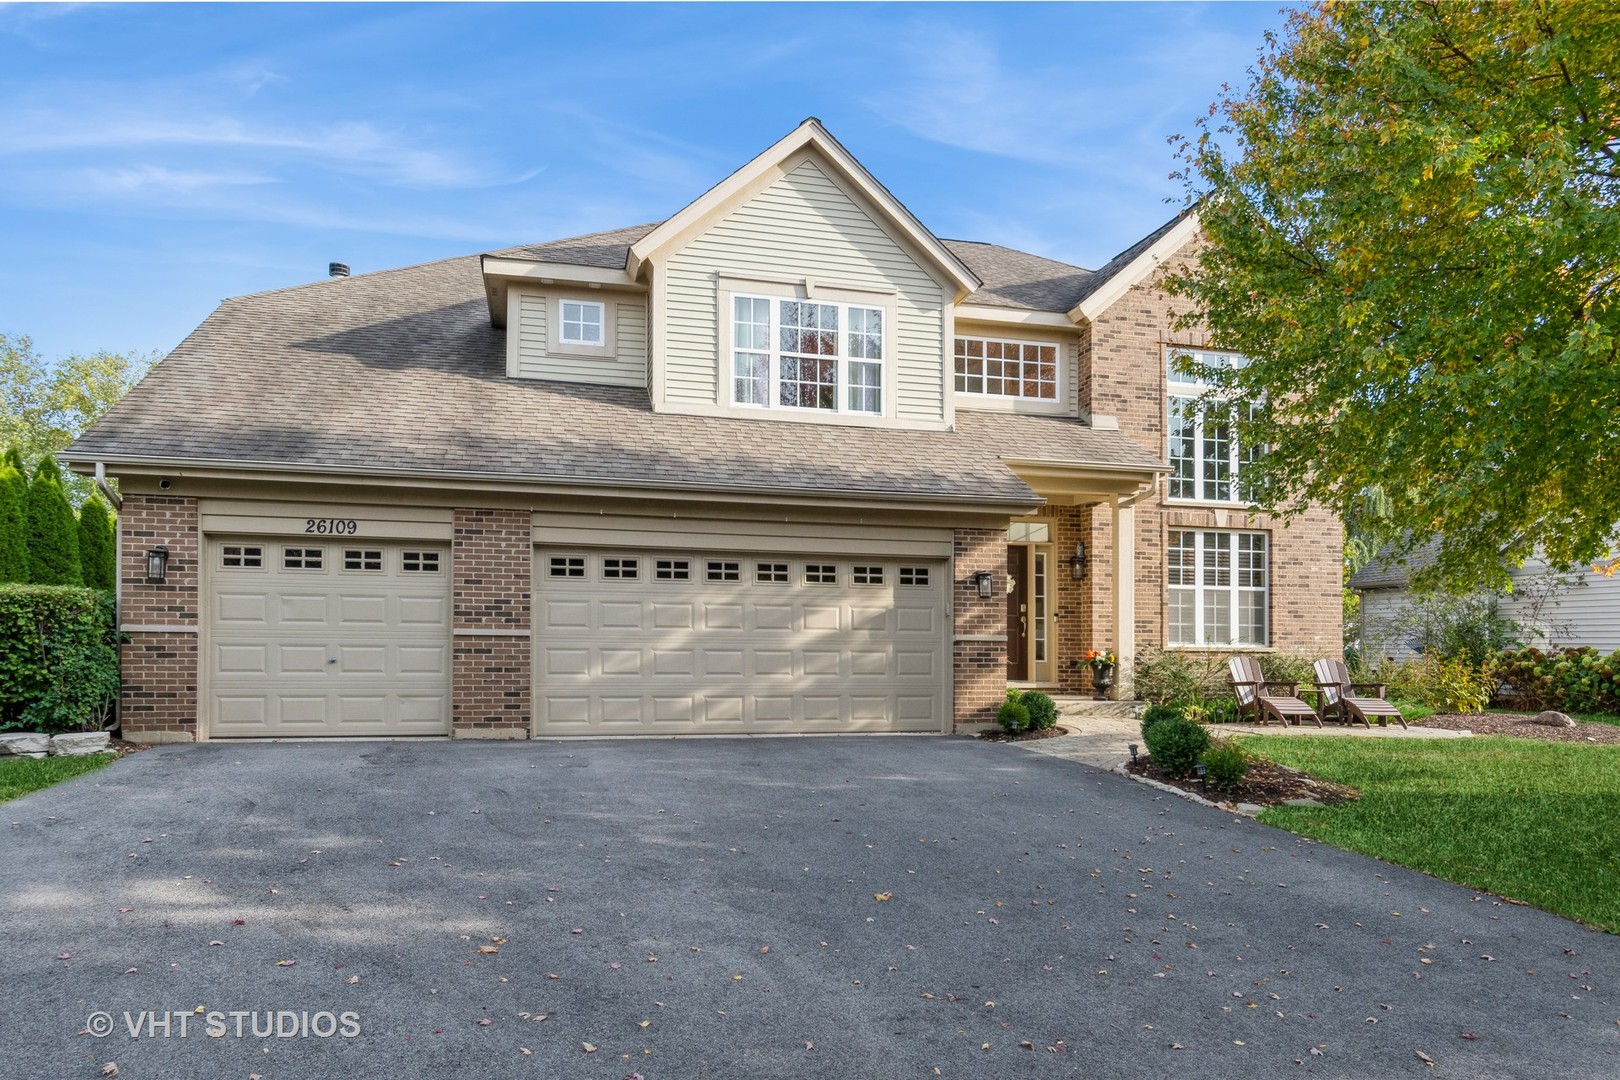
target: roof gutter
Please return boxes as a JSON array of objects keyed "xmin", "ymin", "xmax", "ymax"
[
  {"xmin": 93, "ymin": 461, "xmax": 121, "ymax": 510},
  {"xmin": 64, "ymin": 453, "xmax": 1045, "ymax": 516}
]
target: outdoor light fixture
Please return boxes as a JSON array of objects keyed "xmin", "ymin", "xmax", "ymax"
[
  {"xmin": 1069, "ymin": 541, "xmax": 1088, "ymax": 581},
  {"xmin": 1129, "ymin": 743, "xmax": 1139, "ymax": 765},
  {"xmin": 146, "ymin": 545, "xmax": 169, "ymax": 583},
  {"xmin": 974, "ymin": 570, "xmax": 994, "ymax": 599},
  {"xmin": 1194, "ymin": 762, "xmax": 1208, "ymax": 792}
]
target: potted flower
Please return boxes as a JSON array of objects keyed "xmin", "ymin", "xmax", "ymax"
[{"xmin": 1083, "ymin": 648, "xmax": 1118, "ymax": 700}]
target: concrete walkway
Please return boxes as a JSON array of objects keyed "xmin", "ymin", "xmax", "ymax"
[{"xmin": 1024, "ymin": 698, "xmax": 1470, "ymax": 769}]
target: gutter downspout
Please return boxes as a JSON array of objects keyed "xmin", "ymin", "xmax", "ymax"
[{"xmin": 94, "ymin": 462, "xmax": 122, "ymax": 510}]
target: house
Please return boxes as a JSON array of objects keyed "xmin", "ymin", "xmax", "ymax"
[
  {"xmin": 1352, "ymin": 541, "xmax": 1620, "ymax": 659},
  {"xmin": 65, "ymin": 118, "xmax": 1343, "ymax": 743}
]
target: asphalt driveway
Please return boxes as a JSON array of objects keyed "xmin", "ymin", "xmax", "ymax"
[{"xmin": 3, "ymin": 737, "xmax": 1617, "ymax": 1079}]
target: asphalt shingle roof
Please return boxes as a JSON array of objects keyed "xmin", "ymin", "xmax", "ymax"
[
  {"xmin": 1347, "ymin": 539, "xmax": 1443, "ymax": 590},
  {"xmin": 69, "ymin": 254, "xmax": 1163, "ymax": 503}
]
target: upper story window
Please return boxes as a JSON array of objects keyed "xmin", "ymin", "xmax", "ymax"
[
  {"xmin": 559, "ymin": 300, "xmax": 605, "ymax": 346},
  {"xmin": 954, "ymin": 337, "xmax": 1058, "ymax": 400},
  {"xmin": 732, "ymin": 295, "xmax": 884, "ymax": 415},
  {"xmin": 1166, "ymin": 348, "xmax": 1261, "ymax": 503}
]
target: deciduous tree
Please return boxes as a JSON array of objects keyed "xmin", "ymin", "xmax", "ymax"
[{"xmin": 1171, "ymin": 1, "xmax": 1620, "ymax": 589}]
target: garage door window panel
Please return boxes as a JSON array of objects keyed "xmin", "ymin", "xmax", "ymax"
[
  {"xmin": 549, "ymin": 556, "xmax": 585, "ymax": 578},
  {"xmin": 706, "ymin": 560, "xmax": 741, "ymax": 582},
  {"xmin": 655, "ymin": 558, "xmax": 691, "ymax": 581},
  {"xmin": 402, "ymin": 551, "xmax": 440, "ymax": 573},
  {"xmin": 344, "ymin": 549, "xmax": 383, "ymax": 572},
  {"xmin": 602, "ymin": 557, "xmax": 640, "ymax": 580},
  {"xmin": 221, "ymin": 545, "xmax": 263, "ymax": 569},
  {"xmin": 283, "ymin": 547, "xmax": 324, "ymax": 570}
]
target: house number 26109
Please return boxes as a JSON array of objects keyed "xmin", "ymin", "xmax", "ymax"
[{"xmin": 305, "ymin": 518, "xmax": 359, "ymax": 535}]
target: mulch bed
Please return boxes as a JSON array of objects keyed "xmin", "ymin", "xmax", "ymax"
[
  {"xmin": 1420, "ymin": 712, "xmax": 1620, "ymax": 744},
  {"xmin": 110, "ymin": 738, "xmax": 152, "ymax": 756},
  {"xmin": 1124, "ymin": 756, "xmax": 1359, "ymax": 808},
  {"xmin": 976, "ymin": 726, "xmax": 1071, "ymax": 743}
]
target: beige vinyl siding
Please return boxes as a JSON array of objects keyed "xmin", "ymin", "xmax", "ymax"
[
  {"xmin": 1503, "ymin": 560, "xmax": 1620, "ymax": 652},
  {"xmin": 513, "ymin": 291, "xmax": 648, "ymax": 388},
  {"xmin": 662, "ymin": 158, "xmax": 947, "ymax": 423}
]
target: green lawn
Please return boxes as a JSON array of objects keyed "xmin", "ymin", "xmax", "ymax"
[
  {"xmin": 0, "ymin": 753, "xmax": 116, "ymax": 804},
  {"xmin": 1241, "ymin": 735, "xmax": 1620, "ymax": 931}
]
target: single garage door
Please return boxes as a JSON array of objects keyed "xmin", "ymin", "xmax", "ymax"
[
  {"xmin": 206, "ymin": 539, "xmax": 451, "ymax": 737},
  {"xmin": 534, "ymin": 549, "xmax": 948, "ymax": 734}
]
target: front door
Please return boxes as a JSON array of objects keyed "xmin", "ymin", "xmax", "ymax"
[{"xmin": 1006, "ymin": 546, "xmax": 1028, "ymax": 680}]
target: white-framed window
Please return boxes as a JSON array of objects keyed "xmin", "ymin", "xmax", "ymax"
[
  {"xmin": 559, "ymin": 300, "xmax": 605, "ymax": 346},
  {"xmin": 602, "ymin": 556, "xmax": 639, "ymax": 580},
  {"xmin": 731, "ymin": 294, "xmax": 885, "ymax": 415},
  {"xmin": 804, "ymin": 563, "xmax": 838, "ymax": 585},
  {"xmin": 343, "ymin": 549, "xmax": 383, "ymax": 572},
  {"xmin": 221, "ymin": 545, "xmax": 263, "ymax": 569},
  {"xmin": 283, "ymin": 547, "xmax": 324, "ymax": 571},
  {"xmin": 548, "ymin": 556, "xmax": 585, "ymax": 578},
  {"xmin": 1167, "ymin": 348, "xmax": 1260, "ymax": 503},
  {"xmin": 852, "ymin": 565, "xmax": 884, "ymax": 586},
  {"xmin": 756, "ymin": 562, "xmax": 789, "ymax": 584},
  {"xmin": 954, "ymin": 337, "xmax": 1058, "ymax": 400},
  {"xmin": 1167, "ymin": 530, "xmax": 1268, "ymax": 647},
  {"xmin": 654, "ymin": 558, "xmax": 690, "ymax": 581},
  {"xmin": 402, "ymin": 551, "xmax": 441, "ymax": 573},
  {"xmin": 898, "ymin": 566, "xmax": 930, "ymax": 586}
]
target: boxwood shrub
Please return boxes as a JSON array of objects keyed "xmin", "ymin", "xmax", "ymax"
[{"xmin": 1143, "ymin": 716, "xmax": 1210, "ymax": 778}]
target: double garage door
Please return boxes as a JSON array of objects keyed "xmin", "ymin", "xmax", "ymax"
[
  {"xmin": 533, "ymin": 550, "xmax": 949, "ymax": 735},
  {"xmin": 205, "ymin": 538, "xmax": 948, "ymax": 737},
  {"xmin": 207, "ymin": 539, "xmax": 452, "ymax": 737}
]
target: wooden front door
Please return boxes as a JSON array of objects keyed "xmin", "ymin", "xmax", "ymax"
[{"xmin": 1006, "ymin": 546, "xmax": 1028, "ymax": 680}]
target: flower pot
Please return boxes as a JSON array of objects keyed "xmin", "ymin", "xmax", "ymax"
[{"xmin": 1091, "ymin": 664, "xmax": 1116, "ymax": 700}]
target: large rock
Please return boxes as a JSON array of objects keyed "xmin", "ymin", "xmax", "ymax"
[
  {"xmin": 0, "ymin": 732, "xmax": 51, "ymax": 758},
  {"xmin": 50, "ymin": 731, "xmax": 112, "ymax": 756},
  {"xmin": 1529, "ymin": 710, "xmax": 1578, "ymax": 728}
]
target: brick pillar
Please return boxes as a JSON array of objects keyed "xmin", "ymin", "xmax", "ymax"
[
  {"xmin": 952, "ymin": 528, "xmax": 1008, "ymax": 731},
  {"xmin": 118, "ymin": 495, "xmax": 200, "ymax": 743},
  {"xmin": 451, "ymin": 508, "xmax": 531, "ymax": 739},
  {"xmin": 1042, "ymin": 504, "xmax": 1095, "ymax": 695}
]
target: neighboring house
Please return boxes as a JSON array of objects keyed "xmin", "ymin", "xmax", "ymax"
[
  {"xmin": 1352, "ymin": 542, "xmax": 1620, "ymax": 658},
  {"xmin": 66, "ymin": 118, "xmax": 1342, "ymax": 743}
]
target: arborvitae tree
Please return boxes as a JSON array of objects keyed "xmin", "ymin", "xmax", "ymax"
[
  {"xmin": 25, "ymin": 455, "xmax": 81, "ymax": 585},
  {"xmin": 2, "ymin": 445, "xmax": 25, "ymax": 478},
  {"xmin": 0, "ymin": 464, "xmax": 28, "ymax": 583},
  {"xmin": 77, "ymin": 495, "xmax": 115, "ymax": 591}
]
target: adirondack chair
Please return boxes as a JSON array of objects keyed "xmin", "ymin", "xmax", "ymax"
[
  {"xmin": 1313, "ymin": 658, "xmax": 1407, "ymax": 729},
  {"xmin": 1227, "ymin": 655, "xmax": 1323, "ymax": 728}
]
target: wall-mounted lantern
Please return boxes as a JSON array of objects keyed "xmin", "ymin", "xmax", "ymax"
[
  {"xmin": 146, "ymin": 545, "xmax": 170, "ymax": 583},
  {"xmin": 973, "ymin": 570, "xmax": 994, "ymax": 599},
  {"xmin": 1069, "ymin": 542, "xmax": 1088, "ymax": 582}
]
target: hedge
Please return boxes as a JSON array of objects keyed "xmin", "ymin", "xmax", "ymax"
[{"xmin": 0, "ymin": 585, "xmax": 115, "ymax": 727}]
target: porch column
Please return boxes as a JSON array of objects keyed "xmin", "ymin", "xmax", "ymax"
[{"xmin": 1111, "ymin": 497, "xmax": 1136, "ymax": 699}]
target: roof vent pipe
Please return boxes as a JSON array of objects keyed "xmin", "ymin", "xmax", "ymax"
[{"xmin": 328, "ymin": 262, "xmax": 350, "ymax": 278}]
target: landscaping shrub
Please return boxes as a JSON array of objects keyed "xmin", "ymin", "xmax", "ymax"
[
  {"xmin": 996, "ymin": 699, "xmax": 1030, "ymax": 735},
  {"xmin": 1257, "ymin": 652, "xmax": 1316, "ymax": 690},
  {"xmin": 1184, "ymin": 697, "xmax": 1240, "ymax": 725},
  {"xmin": 1140, "ymin": 702, "xmax": 1185, "ymax": 740},
  {"xmin": 0, "ymin": 463, "xmax": 27, "ymax": 584},
  {"xmin": 25, "ymin": 457, "xmax": 81, "ymax": 586},
  {"xmin": 20, "ymin": 635, "xmax": 118, "ymax": 734},
  {"xmin": 77, "ymin": 496, "xmax": 115, "ymax": 592},
  {"xmin": 1144, "ymin": 716, "xmax": 1211, "ymax": 778},
  {"xmin": 1021, "ymin": 690, "xmax": 1058, "ymax": 731},
  {"xmin": 1201, "ymin": 738, "xmax": 1249, "ymax": 789},
  {"xmin": 1133, "ymin": 647, "xmax": 1229, "ymax": 705},
  {"xmin": 1386, "ymin": 653, "xmax": 1493, "ymax": 714},
  {"xmin": 0, "ymin": 585, "xmax": 114, "ymax": 729},
  {"xmin": 1392, "ymin": 700, "xmax": 1436, "ymax": 722},
  {"xmin": 1492, "ymin": 647, "xmax": 1620, "ymax": 714}
]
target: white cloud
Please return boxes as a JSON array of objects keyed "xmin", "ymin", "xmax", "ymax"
[{"xmin": 77, "ymin": 164, "xmax": 276, "ymax": 195}]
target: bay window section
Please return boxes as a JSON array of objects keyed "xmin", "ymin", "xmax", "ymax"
[
  {"xmin": 1167, "ymin": 530, "xmax": 1268, "ymax": 647},
  {"xmin": 730, "ymin": 294, "xmax": 884, "ymax": 415}
]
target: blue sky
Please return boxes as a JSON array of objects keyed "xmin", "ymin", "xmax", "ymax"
[{"xmin": 1, "ymin": 2, "xmax": 1289, "ymax": 362}]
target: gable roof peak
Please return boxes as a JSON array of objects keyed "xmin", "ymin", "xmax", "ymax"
[{"xmin": 626, "ymin": 119, "xmax": 980, "ymax": 297}]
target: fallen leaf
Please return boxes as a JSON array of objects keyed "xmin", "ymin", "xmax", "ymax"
[
  {"xmin": 582, "ymin": 1042, "xmax": 597, "ymax": 1053},
  {"xmin": 638, "ymin": 1020, "xmax": 650, "ymax": 1029},
  {"xmin": 1416, "ymin": 1050, "xmax": 1436, "ymax": 1067},
  {"xmin": 275, "ymin": 960, "xmax": 296, "ymax": 967},
  {"xmin": 57, "ymin": 953, "xmax": 71, "ymax": 961},
  {"xmin": 874, "ymin": 893, "xmax": 893, "ymax": 902},
  {"xmin": 346, "ymin": 975, "xmax": 360, "ymax": 985},
  {"xmin": 208, "ymin": 940, "xmax": 224, "ymax": 947},
  {"xmin": 100, "ymin": 1064, "xmax": 118, "ymax": 1078},
  {"xmin": 1461, "ymin": 1033, "xmax": 1479, "ymax": 1041},
  {"xmin": 520, "ymin": 1047, "xmax": 532, "ymax": 1055},
  {"xmin": 477, "ymin": 945, "xmax": 499, "ymax": 955}
]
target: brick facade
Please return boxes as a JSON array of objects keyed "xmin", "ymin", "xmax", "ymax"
[
  {"xmin": 451, "ymin": 507, "xmax": 532, "ymax": 738},
  {"xmin": 1077, "ymin": 247, "xmax": 1344, "ymax": 666},
  {"xmin": 118, "ymin": 494, "xmax": 200, "ymax": 742},
  {"xmin": 952, "ymin": 528, "xmax": 1008, "ymax": 730}
]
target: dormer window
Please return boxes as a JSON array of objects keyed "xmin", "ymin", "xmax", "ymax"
[
  {"xmin": 559, "ymin": 300, "xmax": 605, "ymax": 346},
  {"xmin": 731, "ymin": 294, "xmax": 885, "ymax": 415}
]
